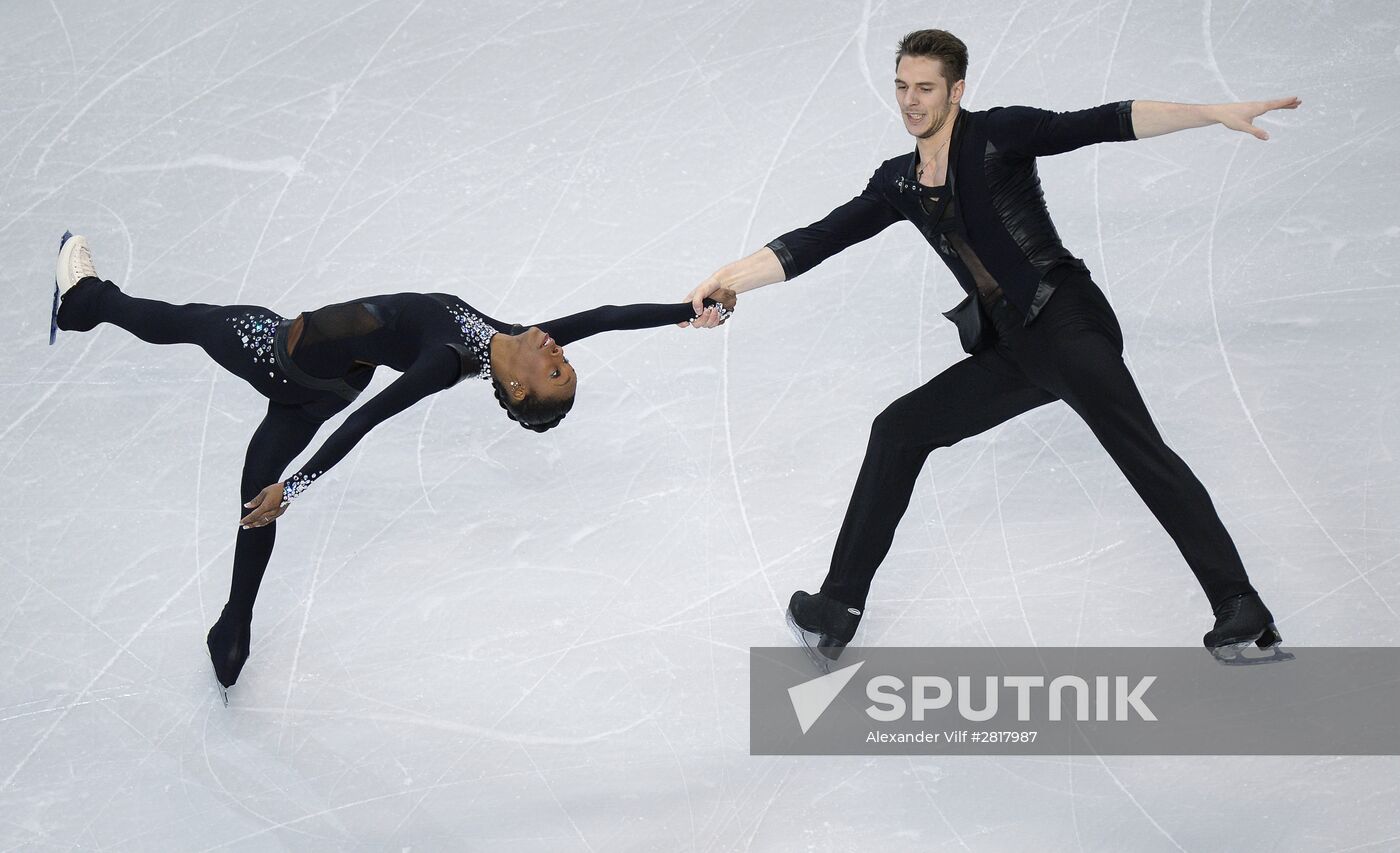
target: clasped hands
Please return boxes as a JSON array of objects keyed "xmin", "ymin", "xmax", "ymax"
[{"xmin": 678, "ymin": 283, "xmax": 737, "ymax": 329}]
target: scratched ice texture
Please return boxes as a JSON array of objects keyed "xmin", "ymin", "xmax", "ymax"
[{"xmin": 2, "ymin": 0, "xmax": 1398, "ymax": 850}]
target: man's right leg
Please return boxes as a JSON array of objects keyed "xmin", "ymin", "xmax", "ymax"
[{"xmin": 818, "ymin": 351, "xmax": 1055, "ymax": 610}]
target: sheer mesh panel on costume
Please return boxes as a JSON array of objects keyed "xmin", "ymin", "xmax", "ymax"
[
  {"xmin": 292, "ymin": 301, "xmax": 386, "ymax": 380},
  {"xmin": 298, "ymin": 302, "xmax": 384, "ymax": 350},
  {"xmin": 921, "ymin": 193, "xmax": 1006, "ymax": 308}
]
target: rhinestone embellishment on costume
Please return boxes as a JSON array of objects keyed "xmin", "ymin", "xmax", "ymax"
[
  {"xmin": 282, "ymin": 471, "xmax": 321, "ymax": 503},
  {"xmin": 226, "ymin": 312, "xmax": 287, "ymax": 383},
  {"xmin": 443, "ymin": 304, "xmax": 498, "ymax": 382}
]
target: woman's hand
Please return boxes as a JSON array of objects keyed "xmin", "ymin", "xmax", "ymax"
[
  {"xmin": 711, "ymin": 287, "xmax": 737, "ymax": 312},
  {"xmin": 240, "ymin": 482, "xmax": 288, "ymax": 529}
]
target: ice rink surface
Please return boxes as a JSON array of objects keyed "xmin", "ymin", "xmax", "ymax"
[{"xmin": 3, "ymin": 0, "xmax": 1398, "ymax": 849}]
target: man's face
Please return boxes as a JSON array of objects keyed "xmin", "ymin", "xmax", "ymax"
[{"xmin": 894, "ymin": 56, "xmax": 963, "ymax": 139}]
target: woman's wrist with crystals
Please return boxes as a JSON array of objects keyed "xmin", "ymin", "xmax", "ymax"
[
  {"xmin": 283, "ymin": 471, "xmax": 320, "ymax": 503},
  {"xmin": 700, "ymin": 302, "xmax": 730, "ymax": 322}
]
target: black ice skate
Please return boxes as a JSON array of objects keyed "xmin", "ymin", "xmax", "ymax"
[
  {"xmin": 1203, "ymin": 592, "xmax": 1292, "ymax": 665},
  {"xmin": 786, "ymin": 590, "xmax": 862, "ymax": 673},
  {"xmin": 207, "ymin": 611, "xmax": 252, "ymax": 705}
]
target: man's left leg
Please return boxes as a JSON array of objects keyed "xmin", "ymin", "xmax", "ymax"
[{"xmin": 1014, "ymin": 280, "xmax": 1256, "ymax": 610}]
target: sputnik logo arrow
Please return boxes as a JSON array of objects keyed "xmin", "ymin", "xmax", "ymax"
[{"xmin": 787, "ymin": 661, "xmax": 865, "ymax": 734}]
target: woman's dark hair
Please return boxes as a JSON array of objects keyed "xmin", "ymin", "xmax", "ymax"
[{"xmin": 492, "ymin": 375, "xmax": 574, "ymax": 433}]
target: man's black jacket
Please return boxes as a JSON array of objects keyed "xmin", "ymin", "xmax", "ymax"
[{"xmin": 766, "ymin": 100, "xmax": 1136, "ymax": 324}]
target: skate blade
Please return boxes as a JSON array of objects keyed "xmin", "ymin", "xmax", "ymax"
[
  {"xmin": 209, "ymin": 645, "xmax": 231, "ymax": 706},
  {"xmin": 49, "ymin": 231, "xmax": 70, "ymax": 346},
  {"xmin": 211, "ymin": 666, "xmax": 229, "ymax": 706},
  {"xmin": 785, "ymin": 608, "xmax": 840, "ymax": 674},
  {"xmin": 49, "ymin": 282, "xmax": 59, "ymax": 345},
  {"xmin": 1210, "ymin": 625, "xmax": 1294, "ymax": 666}
]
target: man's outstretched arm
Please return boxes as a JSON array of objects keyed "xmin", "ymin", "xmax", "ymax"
[
  {"xmin": 1131, "ymin": 97, "xmax": 1301, "ymax": 140},
  {"xmin": 681, "ymin": 247, "xmax": 786, "ymax": 324},
  {"xmin": 681, "ymin": 172, "xmax": 903, "ymax": 325}
]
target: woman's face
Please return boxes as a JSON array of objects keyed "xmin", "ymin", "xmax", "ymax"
[{"xmin": 510, "ymin": 326, "xmax": 576, "ymax": 406}]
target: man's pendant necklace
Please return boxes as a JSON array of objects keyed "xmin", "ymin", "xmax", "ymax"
[{"xmin": 917, "ymin": 136, "xmax": 950, "ymax": 183}]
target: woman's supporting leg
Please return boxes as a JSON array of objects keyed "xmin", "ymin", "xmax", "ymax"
[{"xmin": 208, "ymin": 399, "xmax": 325, "ymax": 688}]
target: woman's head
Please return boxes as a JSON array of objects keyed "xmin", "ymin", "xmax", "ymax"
[{"xmin": 492, "ymin": 326, "xmax": 577, "ymax": 432}]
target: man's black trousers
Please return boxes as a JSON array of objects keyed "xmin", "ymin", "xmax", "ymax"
[{"xmin": 820, "ymin": 273, "xmax": 1257, "ymax": 612}]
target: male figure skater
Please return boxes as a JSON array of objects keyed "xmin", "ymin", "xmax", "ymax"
[{"xmin": 681, "ymin": 29, "xmax": 1301, "ymax": 666}]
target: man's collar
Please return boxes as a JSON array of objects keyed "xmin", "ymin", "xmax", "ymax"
[
  {"xmin": 908, "ymin": 106, "xmax": 964, "ymax": 179},
  {"xmin": 900, "ymin": 107, "xmax": 964, "ymax": 195}
]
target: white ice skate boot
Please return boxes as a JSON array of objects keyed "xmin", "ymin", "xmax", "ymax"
[{"xmin": 50, "ymin": 231, "xmax": 99, "ymax": 344}]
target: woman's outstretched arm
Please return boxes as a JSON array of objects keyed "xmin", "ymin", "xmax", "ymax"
[
  {"xmin": 239, "ymin": 347, "xmax": 460, "ymax": 527},
  {"xmin": 531, "ymin": 290, "xmax": 736, "ymax": 346}
]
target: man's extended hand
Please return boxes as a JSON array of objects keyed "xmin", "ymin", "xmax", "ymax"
[
  {"xmin": 240, "ymin": 482, "xmax": 288, "ymax": 529},
  {"xmin": 1215, "ymin": 97, "xmax": 1301, "ymax": 140},
  {"xmin": 678, "ymin": 246, "xmax": 786, "ymax": 327}
]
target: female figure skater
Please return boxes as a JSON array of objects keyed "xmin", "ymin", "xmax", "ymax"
[{"xmin": 51, "ymin": 233, "xmax": 735, "ymax": 699}]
